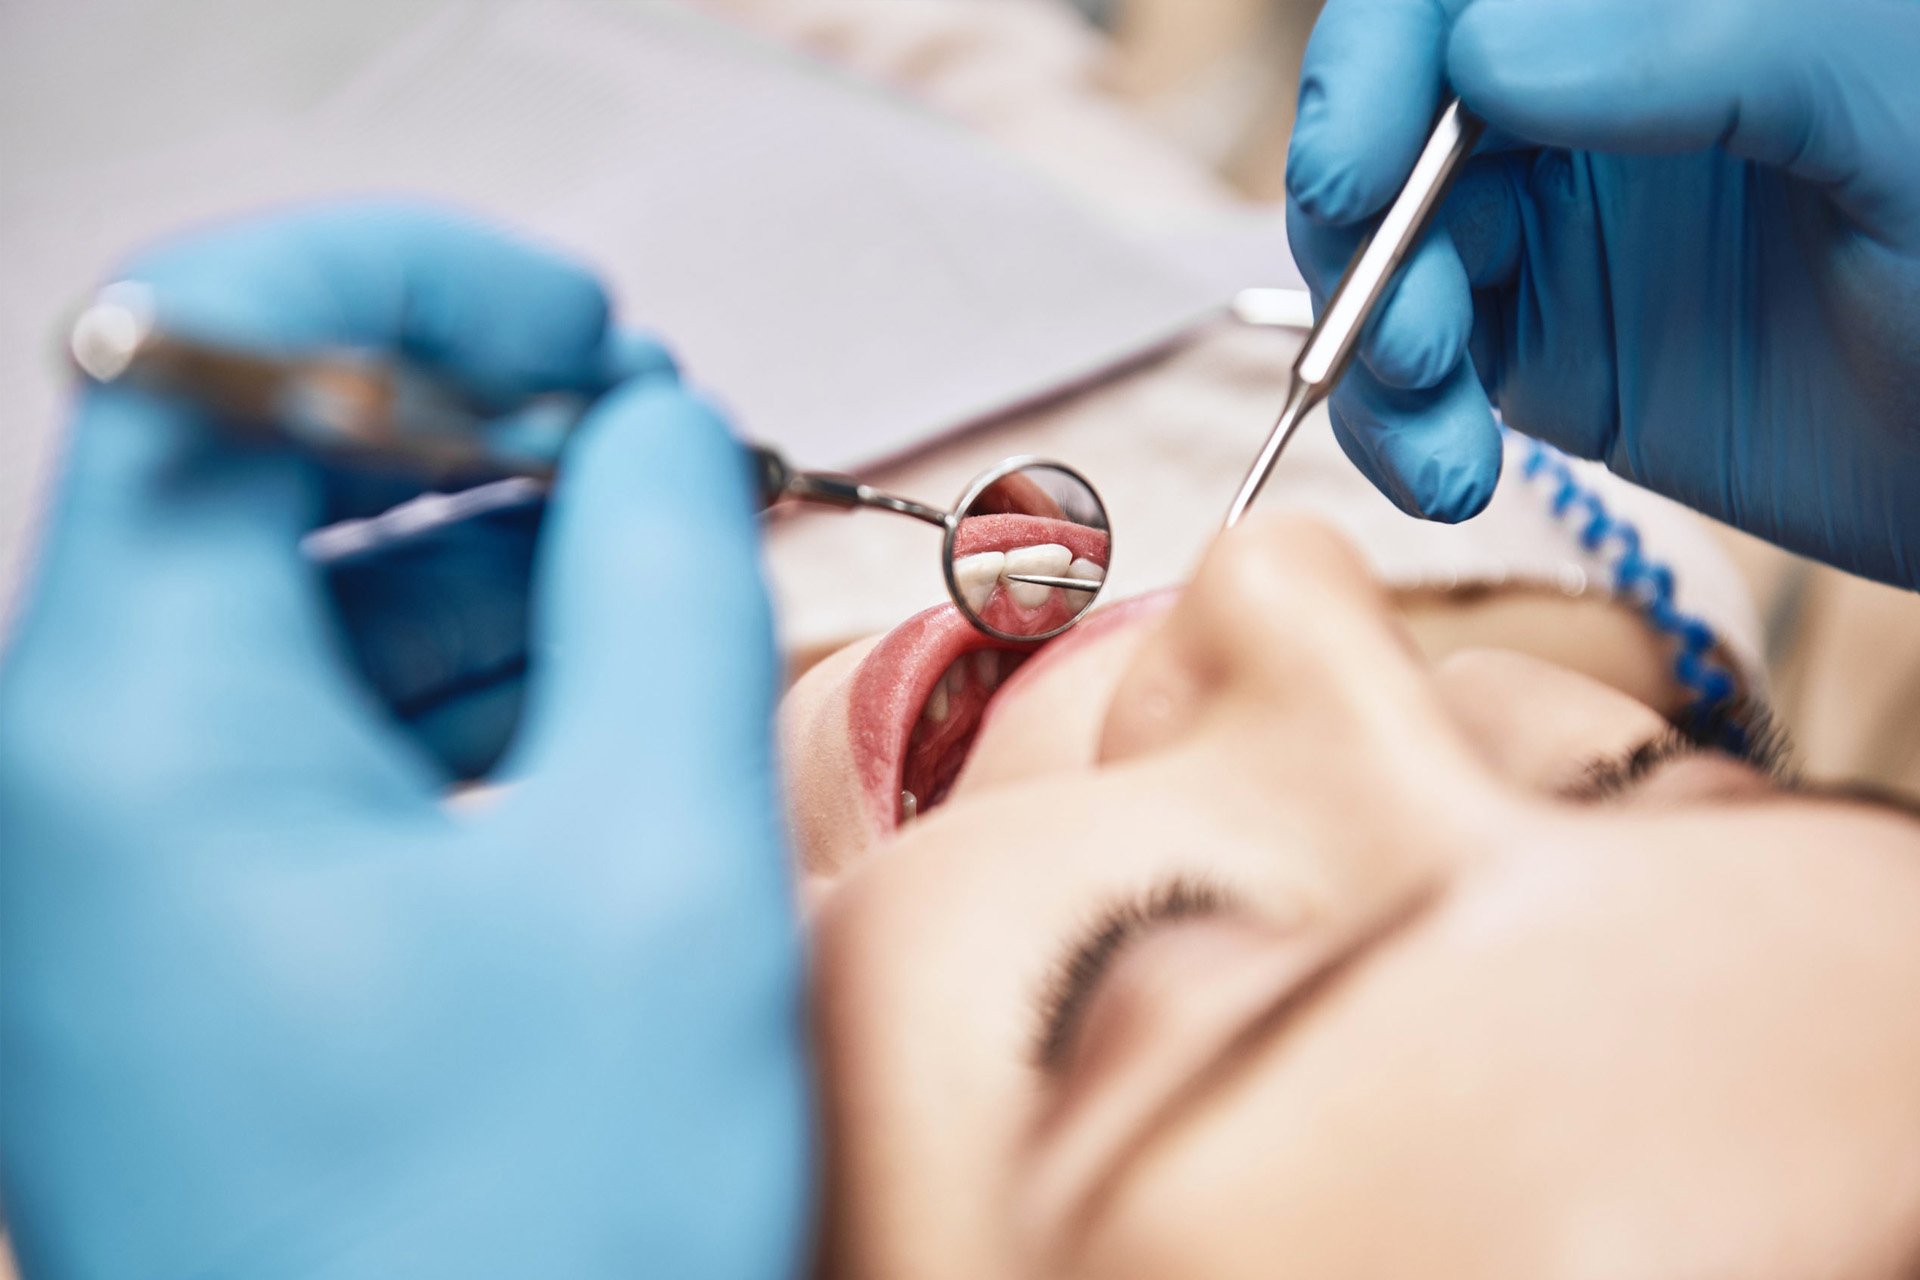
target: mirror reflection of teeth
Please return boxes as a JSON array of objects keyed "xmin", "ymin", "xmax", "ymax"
[
  {"xmin": 952, "ymin": 550, "xmax": 1006, "ymax": 614},
  {"xmin": 1067, "ymin": 557, "xmax": 1103, "ymax": 588},
  {"xmin": 1002, "ymin": 544, "xmax": 1073, "ymax": 607},
  {"xmin": 953, "ymin": 544, "xmax": 1107, "ymax": 614}
]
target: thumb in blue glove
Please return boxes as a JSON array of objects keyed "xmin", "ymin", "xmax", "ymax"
[
  {"xmin": 1286, "ymin": 0, "xmax": 1920, "ymax": 588},
  {"xmin": 0, "ymin": 203, "xmax": 810, "ymax": 1280}
]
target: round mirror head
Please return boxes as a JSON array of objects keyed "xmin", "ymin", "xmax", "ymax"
[{"xmin": 943, "ymin": 458, "xmax": 1111, "ymax": 643}]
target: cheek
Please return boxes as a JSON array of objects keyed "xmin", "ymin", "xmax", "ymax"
[
  {"xmin": 778, "ymin": 635, "xmax": 884, "ymax": 878},
  {"xmin": 1432, "ymin": 649, "xmax": 1667, "ymax": 791}
]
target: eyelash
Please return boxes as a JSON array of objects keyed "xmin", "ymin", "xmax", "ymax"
[
  {"xmin": 1031, "ymin": 875, "xmax": 1234, "ymax": 1075},
  {"xmin": 1029, "ymin": 705, "xmax": 1795, "ymax": 1068},
  {"xmin": 1580, "ymin": 695, "xmax": 1795, "ymax": 799}
]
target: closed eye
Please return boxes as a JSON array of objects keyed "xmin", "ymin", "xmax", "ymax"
[
  {"xmin": 1564, "ymin": 697, "xmax": 1795, "ymax": 803},
  {"xmin": 1031, "ymin": 876, "xmax": 1237, "ymax": 1075}
]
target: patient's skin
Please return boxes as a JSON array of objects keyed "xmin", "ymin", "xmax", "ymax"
[{"xmin": 782, "ymin": 517, "xmax": 1920, "ymax": 1278}]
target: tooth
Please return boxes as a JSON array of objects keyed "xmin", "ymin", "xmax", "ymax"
[
  {"xmin": 900, "ymin": 789, "xmax": 918, "ymax": 824},
  {"xmin": 973, "ymin": 649, "xmax": 1000, "ymax": 688},
  {"xmin": 1003, "ymin": 543, "xmax": 1071, "ymax": 607},
  {"xmin": 952, "ymin": 551, "xmax": 1005, "ymax": 614},
  {"xmin": 1067, "ymin": 557, "xmax": 1105, "ymax": 589},
  {"xmin": 925, "ymin": 676, "xmax": 950, "ymax": 723}
]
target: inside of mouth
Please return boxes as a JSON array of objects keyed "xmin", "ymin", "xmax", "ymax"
[{"xmin": 901, "ymin": 646, "xmax": 1030, "ymax": 822}]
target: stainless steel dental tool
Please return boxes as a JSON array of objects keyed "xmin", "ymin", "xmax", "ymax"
[
  {"xmin": 1222, "ymin": 97, "xmax": 1485, "ymax": 528},
  {"xmin": 67, "ymin": 282, "xmax": 575, "ymax": 485},
  {"xmin": 65, "ymin": 284, "xmax": 1113, "ymax": 643},
  {"xmin": 756, "ymin": 450, "xmax": 1112, "ymax": 643}
]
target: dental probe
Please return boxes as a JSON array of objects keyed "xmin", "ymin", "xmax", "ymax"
[
  {"xmin": 1002, "ymin": 574, "xmax": 1099, "ymax": 592},
  {"xmin": 1222, "ymin": 97, "xmax": 1484, "ymax": 529}
]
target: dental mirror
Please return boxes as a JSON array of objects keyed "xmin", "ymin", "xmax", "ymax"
[
  {"xmin": 63, "ymin": 305, "xmax": 1119, "ymax": 642},
  {"xmin": 943, "ymin": 458, "xmax": 1110, "ymax": 643},
  {"xmin": 758, "ymin": 448, "xmax": 1111, "ymax": 644}
]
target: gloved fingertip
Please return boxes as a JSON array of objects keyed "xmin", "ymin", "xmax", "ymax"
[
  {"xmin": 1447, "ymin": 0, "xmax": 1536, "ymax": 96},
  {"xmin": 1332, "ymin": 357, "xmax": 1504, "ymax": 522},
  {"xmin": 1405, "ymin": 450, "xmax": 1500, "ymax": 524},
  {"xmin": 1359, "ymin": 230, "xmax": 1474, "ymax": 392},
  {"xmin": 1330, "ymin": 397, "xmax": 1421, "ymax": 516},
  {"xmin": 599, "ymin": 328, "xmax": 680, "ymax": 389},
  {"xmin": 1285, "ymin": 83, "xmax": 1382, "ymax": 224},
  {"xmin": 1365, "ymin": 306, "xmax": 1471, "ymax": 393},
  {"xmin": 1285, "ymin": 149, "xmax": 1370, "ymax": 227},
  {"xmin": 1378, "ymin": 404, "xmax": 1504, "ymax": 523},
  {"xmin": 1283, "ymin": 83, "xmax": 1329, "ymax": 205}
]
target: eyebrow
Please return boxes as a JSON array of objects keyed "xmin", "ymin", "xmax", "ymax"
[{"xmin": 1055, "ymin": 884, "xmax": 1442, "ymax": 1252}]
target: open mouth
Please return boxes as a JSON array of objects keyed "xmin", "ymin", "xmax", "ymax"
[
  {"xmin": 846, "ymin": 518, "xmax": 1111, "ymax": 832},
  {"xmin": 898, "ymin": 640, "xmax": 1029, "ymax": 823}
]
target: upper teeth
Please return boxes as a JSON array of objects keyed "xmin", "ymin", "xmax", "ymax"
[
  {"xmin": 1067, "ymin": 556, "xmax": 1103, "ymax": 588},
  {"xmin": 952, "ymin": 550, "xmax": 1005, "ymax": 614},
  {"xmin": 1002, "ymin": 543, "xmax": 1073, "ymax": 607},
  {"xmin": 956, "ymin": 543, "xmax": 1100, "ymax": 612}
]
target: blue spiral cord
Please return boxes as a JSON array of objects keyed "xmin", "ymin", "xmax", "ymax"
[{"xmin": 1510, "ymin": 428, "xmax": 1748, "ymax": 752}]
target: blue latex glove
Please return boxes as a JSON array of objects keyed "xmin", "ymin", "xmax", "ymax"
[
  {"xmin": 1284, "ymin": 0, "xmax": 1920, "ymax": 587},
  {"xmin": 0, "ymin": 204, "xmax": 810, "ymax": 1279}
]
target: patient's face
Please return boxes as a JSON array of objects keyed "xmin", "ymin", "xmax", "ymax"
[{"xmin": 781, "ymin": 517, "xmax": 1920, "ymax": 1278}]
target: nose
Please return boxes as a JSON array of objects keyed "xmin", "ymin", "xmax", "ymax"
[{"xmin": 1097, "ymin": 515, "xmax": 1503, "ymax": 864}]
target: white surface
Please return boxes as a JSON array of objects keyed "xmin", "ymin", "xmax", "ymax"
[{"xmin": 0, "ymin": 0, "xmax": 1232, "ymax": 610}]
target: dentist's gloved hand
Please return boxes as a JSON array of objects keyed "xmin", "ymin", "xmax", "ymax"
[
  {"xmin": 1285, "ymin": 0, "xmax": 1920, "ymax": 587},
  {"xmin": 0, "ymin": 204, "xmax": 809, "ymax": 1279}
]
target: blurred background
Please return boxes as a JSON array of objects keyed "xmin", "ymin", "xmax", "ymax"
[{"xmin": 3, "ymin": 0, "xmax": 1916, "ymax": 819}]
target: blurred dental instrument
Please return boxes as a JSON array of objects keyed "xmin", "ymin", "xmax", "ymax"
[
  {"xmin": 68, "ymin": 281, "xmax": 578, "ymax": 486},
  {"xmin": 1230, "ymin": 287, "xmax": 1314, "ymax": 330},
  {"xmin": 66, "ymin": 285, "xmax": 1113, "ymax": 643},
  {"xmin": 1222, "ymin": 97, "xmax": 1484, "ymax": 528}
]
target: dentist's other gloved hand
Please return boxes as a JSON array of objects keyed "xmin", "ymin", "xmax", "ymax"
[
  {"xmin": 1285, "ymin": 0, "xmax": 1920, "ymax": 587},
  {"xmin": 0, "ymin": 205, "xmax": 809, "ymax": 1279}
]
